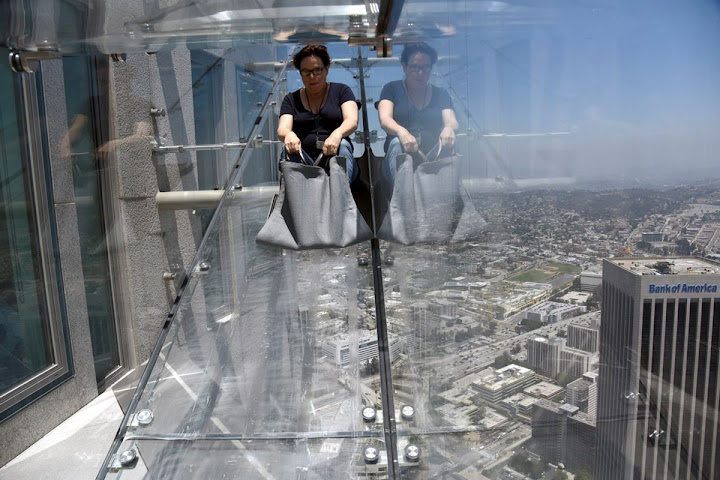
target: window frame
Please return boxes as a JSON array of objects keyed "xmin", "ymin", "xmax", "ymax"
[{"xmin": 0, "ymin": 66, "xmax": 73, "ymax": 420}]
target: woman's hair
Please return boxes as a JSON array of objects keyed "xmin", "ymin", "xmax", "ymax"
[
  {"xmin": 400, "ymin": 42, "xmax": 438, "ymax": 66},
  {"xmin": 293, "ymin": 44, "xmax": 331, "ymax": 70}
]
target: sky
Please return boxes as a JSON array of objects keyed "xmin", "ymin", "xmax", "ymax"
[{"xmin": 282, "ymin": 0, "xmax": 720, "ymax": 185}]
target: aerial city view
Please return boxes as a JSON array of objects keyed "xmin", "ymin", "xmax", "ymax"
[{"xmin": 276, "ymin": 181, "xmax": 720, "ymax": 479}]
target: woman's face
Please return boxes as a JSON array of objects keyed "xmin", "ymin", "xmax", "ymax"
[
  {"xmin": 299, "ymin": 55, "xmax": 328, "ymax": 91},
  {"xmin": 403, "ymin": 52, "xmax": 432, "ymax": 88}
]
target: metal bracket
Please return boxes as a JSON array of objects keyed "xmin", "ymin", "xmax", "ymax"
[
  {"xmin": 9, "ymin": 46, "xmax": 61, "ymax": 74},
  {"xmin": 377, "ymin": 36, "xmax": 392, "ymax": 58},
  {"xmin": 109, "ymin": 446, "xmax": 139, "ymax": 470}
]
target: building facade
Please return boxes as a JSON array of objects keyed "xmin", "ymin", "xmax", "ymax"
[
  {"xmin": 559, "ymin": 347, "xmax": 594, "ymax": 378},
  {"xmin": 596, "ymin": 258, "xmax": 720, "ymax": 480},
  {"xmin": 526, "ymin": 336, "xmax": 563, "ymax": 378},
  {"xmin": 471, "ymin": 364, "xmax": 536, "ymax": 404},
  {"xmin": 531, "ymin": 399, "xmax": 596, "ymax": 476},
  {"xmin": 567, "ymin": 323, "xmax": 600, "ymax": 353},
  {"xmin": 566, "ymin": 372, "xmax": 598, "ymax": 418}
]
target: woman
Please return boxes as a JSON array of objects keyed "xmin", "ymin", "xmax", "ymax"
[
  {"xmin": 277, "ymin": 44, "xmax": 359, "ymax": 182},
  {"xmin": 378, "ymin": 42, "xmax": 459, "ymax": 182}
]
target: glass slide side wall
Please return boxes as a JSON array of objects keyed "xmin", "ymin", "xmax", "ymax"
[{"xmin": 102, "ymin": 43, "xmax": 392, "ymax": 479}]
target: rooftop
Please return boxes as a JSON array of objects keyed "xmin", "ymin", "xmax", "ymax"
[{"xmin": 610, "ymin": 257, "xmax": 720, "ymax": 276}]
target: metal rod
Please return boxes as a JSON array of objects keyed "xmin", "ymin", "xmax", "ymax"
[
  {"xmin": 356, "ymin": 46, "xmax": 399, "ymax": 479},
  {"xmin": 125, "ymin": 423, "xmax": 501, "ymax": 443},
  {"xmin": 155, "ymin": 190, "xmax": 224, "ymax": 210},
  {"xmin": 126, "ymin": 430, "xmax": 383, "ymax": 442},
  {"xmin": 152, "ymin": 139, "xmax": 281, "ymax": 155},
  {"xmin": 247, "ymin": 55, "xmax": 459, "ymax": 72},
  {"xmin": 375, "ymin": 0, "xmax": 405, "ymax": 39}
]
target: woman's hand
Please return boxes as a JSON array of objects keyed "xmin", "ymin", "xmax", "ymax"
[
  {"xmin": 398, "ymin": 129, "xmax": 419, "ymax": 152},
  {"xmin": 284, "ymin": 131, "xmax": 301, "ymax": 155},
  {"xmin": 439, "ymin": 126, "xmax": 455, "ymax": 151},
  {"xmin": 323, "ymin": 131, "xmax": 343, "ymax": 156}
]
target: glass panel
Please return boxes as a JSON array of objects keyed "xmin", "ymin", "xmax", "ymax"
[
  {"xmin": 0, "ymin": 51, "xmax": 53, "ymax": 393},
  {"xmin": 0, "ymin": 0, "xmax": 371, "ymax": 55},
  {"xmin": 108, "ymin": 437, "xmax": 389, "ymax": 479},
  {"xmin": 101, "ymin": 42, "xmax": 390, "ymax": 478},
  {"xmin": 369, "ymin": 1, "xmax": 720, "ymax": 479}
]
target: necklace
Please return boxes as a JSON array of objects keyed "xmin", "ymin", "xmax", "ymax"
[
  {"xmin": 303, "ymin": 83, "xmax": 330, "ymax": 114},
  {"xmin": 403, "ymin": 80, "xmax": 430, "ymax": 110}
]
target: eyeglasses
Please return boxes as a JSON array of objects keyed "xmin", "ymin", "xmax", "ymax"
[
  {"xmin": 406, "ymin": 64, "xmax": 432, "ymax": 73},
  {"xmin": 300, "ymin": 67, "xmax": 326, "ymax": 77}
]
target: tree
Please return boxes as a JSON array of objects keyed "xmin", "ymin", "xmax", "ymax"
[
  {"xmin": 370, "ymin": 357, "xmax": 379, "ymax": 375},
  {"xmin": 511, "ymin": 344, "xmax": 522, "ymax": 354},
  {"xmin": 574, "ymin": 467, "xmax": 593, "ymax": 480},
  {"xmin": 494, "ymin": 351, "xmax": 513, "ymax": 369},
  {"xmin": 556, "ymin": 471, "xmax": 569, "ymax": 480},
  {"xmin": 676, "ymin": 238, "xmax": 694, "ymax": 255},
  {"xmin": 554, "ymin": 371, "xmax": 577, "ymax": 387}
]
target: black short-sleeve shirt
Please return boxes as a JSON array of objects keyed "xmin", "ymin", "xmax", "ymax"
[
  {"xmin": 280, "ymin": 82, "xmax": 356, "ymax": 159},
  {"xmin": 380, "ymin": 80, "xmax": 454, "ymax": 154}
]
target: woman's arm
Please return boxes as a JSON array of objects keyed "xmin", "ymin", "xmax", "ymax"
[
  {"xmin": 378, "ymin": 99, "xmax": 419, "ymax": 152},
  {"xmin": 439, "ymin": 108, "xmax": 459, "ymax": 150},
  {"xmin": 323, "ymin": 100, "xmax": 358, "ymax": 156},
  {"xmin": 277, "ymin": 114, "xmax": 301, "ymax": 154}
]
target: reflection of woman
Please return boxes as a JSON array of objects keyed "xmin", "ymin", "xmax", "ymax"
[
  {"xmin": 277, "ymin": 44, "xmax": 359, "ymax": 181},
  {"xmin": 378, "ymin": 42, "xmax": 459, "ymax": 182}
]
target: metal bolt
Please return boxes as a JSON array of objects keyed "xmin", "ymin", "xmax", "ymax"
[
  {"xmin": 363, "ymin": 446, "xmax": 379, "ymax": 464},
  {"xmin": 150, "ymin": 107, "xmax": 166, "ymax": 117},
  {"xmin": 119, "ymin": 448, "xmax": 138, "ymax": 467},
  {"xmin": 401, "ymin": 404, "xmax": 415, "ymax": 421},
  {"xmin": 137, "ymin": 409, "xmax": 154, "ymax": 426},
  {"xmin": 405, "ymin": 444, "xmax": 420, "ymax": 462},
  {"xmin": 362, "ymin": 406, "xmax": 376, "ymax": 422},
  {"xmin": 162, "ymin": 271, "xmax": 176, "ymax": 281}
]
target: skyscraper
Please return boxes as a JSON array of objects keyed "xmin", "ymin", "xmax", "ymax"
[
  {"xmin": 526, "ymin": 336, "xmax": 563, "ymax": 377},
  {"xmin": 566, "ymin": 372, "xmax": 598, "ymax": 418},
  {"xmin": 596, "ymin": 258, "xmax": 720, "ymax": 480}
]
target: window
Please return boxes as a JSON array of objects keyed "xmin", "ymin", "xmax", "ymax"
[{"xmin": 0, "ymin": 50, "xmax": 72, "ymax": 420}]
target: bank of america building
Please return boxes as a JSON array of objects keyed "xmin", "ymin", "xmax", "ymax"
[{"xmin": 596, "ymin": 258, "xmax": 720, "ymax": 480}]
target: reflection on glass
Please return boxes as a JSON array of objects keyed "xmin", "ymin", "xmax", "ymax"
[
  {"xmin": 0, "ymin": 53, "xmax": 53, "ymax": 394},
  {"xmin": 61, "ymin": 56, "xmax": 119, "ymax": 383}
]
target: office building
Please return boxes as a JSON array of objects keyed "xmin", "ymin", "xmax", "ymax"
[
  {"xmin": 526, "ymin": 336, "xmax": 563, "ymax": 377},
  {"xmin": 580, "ymin": 269, "xmax": 602, "ymax": 292},
  {"xmin": 471, "ymin": 365, "xmax": 536, "ymax": 404},
  {"xmin": 532, "ymin": 399, "xmax": 596, "ymax": 475},
  {"xmin": 596, "ymin": 258, "xmax": 720, "ymax": 480},
  {"xmin": 566, "ymin": 372, "xmax": 598, "ymax": 418},
  {"xmin": 560, "ymin": 347, "xmax": 596, "ymax": 378},
  {"xmin": 567, "ymin": 323, "xmax": 600, "ymax": 353},
  {"xmin": 322, "ymin": 332, "xmax": 402, "ymax": 367},
  {"xmin": 526, "ymin": 301, "xmax": 586, "ymax": 324}
]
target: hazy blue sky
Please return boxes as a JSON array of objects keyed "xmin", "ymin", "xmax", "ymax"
[{"xmin": 284, "ymin": 0, "xmax": 720, "ymax": 184}]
